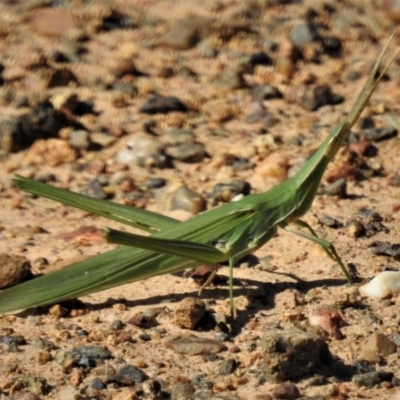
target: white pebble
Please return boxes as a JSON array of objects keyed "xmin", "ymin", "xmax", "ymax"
[{"xmin": 359, "ymin": 271, "xmax": 400, "ymax": 298}]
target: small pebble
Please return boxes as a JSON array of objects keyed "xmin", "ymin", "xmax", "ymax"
[
  {"xmin": 272, "ymin": 382, "xmax": 301, "ymax": 399},
  {"xmin": 114, "ymin": 364, "xmax": 148, "ymax": 385},
  {"xmin": 296, "ymin": 84, "xmax": 344, "ymax": 111},
  {"xmin": 363, "ymin": 126, "xmax": 397, "ymax": 142},
  {"xmin": 167, "ymin": 128, "xmax": 195, "ymax": 144},
  {"xmin": 321, "ymin": 178, "xmax": 347, "ymax": 197},
  {"xmin": 166, "ymin": 142, "xmax": 207, "ymax": 163},
  {"xmin": 170, "ymin": 185, "xmax": 206, "ymax": 214},
  {"xmin": 90, "ymin": 377, "xmax": 106, "ymax": 390},
  {"xmin": 219, "ymin": 359, "xmax": 236, "ymax": 375},
  {"xmin": 173, "ymin": 297, "xmax": 206, "ymax": 329},
  {"xmin": 290, "ymin": 22, "xmax": 319, "ymax": 46},
  {"xmin": 0, "ymin": 253, "xmax": 32, "ymax": 289},
  {"xmin": 82, "ymin": 179, "xmax": 106, "ymax": 199},
  {"xmin": 143, "ymin": 177, "xmax": 166, "ymax": 189},
  {"xmin": 139, "ymin": 333, "xmax": 151, "ymax": 341},
  {"xmin": 128, "ymin": 312, "xmax": 159, "ymax": 328},
  {"xmin": 158, "ymin": 17, "xmax": 205, "ymax": 49},
  {"xmin": 69, "ymin": 130, "xmax": 91, "ymax": 150},
  {"xmin": 318, "ymin": 215, "xmax": 342, "ymax": 228}
]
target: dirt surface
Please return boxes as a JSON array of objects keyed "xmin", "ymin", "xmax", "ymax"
[{"xmin": 1, "ymin": 1, "xmax": 400, "ymax": 399}]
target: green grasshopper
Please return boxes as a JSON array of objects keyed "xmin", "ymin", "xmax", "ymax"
[{"xmin": 0, "ymin": 36, "xmax": 398, "ymax": 316}]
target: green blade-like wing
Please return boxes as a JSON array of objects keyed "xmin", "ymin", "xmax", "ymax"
[
  {"xmin": 0, "ymin": 246, "xmax": 201, "ymax": 313},
  {"xmin": 13, "ymin": 174, "xmax": 177, "ymax": 233},
  {"xmin": 104, "ymin": 227, "xmax": 227, "ymax": 263}
]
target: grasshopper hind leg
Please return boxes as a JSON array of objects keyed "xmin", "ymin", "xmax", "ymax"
[{"xmin": 283, "ymin": 219, "xmax": 353, "ymax": 284}]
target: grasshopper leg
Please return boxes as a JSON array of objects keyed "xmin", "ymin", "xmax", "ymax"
[
  {"xmin": 197, "ymin": 267, "xmax": 219, "ymax": 295},
  {"xmin": 283, "ymin": 220, "xmax": 353, "ymax": 284},
  {"xmin": 229, "ymin": 257, "xmax": 236, "ymax": 320},
  {"xmin": 197, "ymin": 259, "xmax": 237, "ymax": 321}
]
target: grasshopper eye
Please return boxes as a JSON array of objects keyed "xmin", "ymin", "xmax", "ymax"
[{"xmin": 213, "ymin": 240, "xmax": 227, "ymax": 249}]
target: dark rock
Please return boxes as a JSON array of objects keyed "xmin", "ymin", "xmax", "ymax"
[
  {"xmin": 0, "ymin": 101, "xmax": 76, "ymax": 152},
  {"xmin": 166, "ymin": 142, "xmax": 207, "ymax": 163},
  {"xmin": 371, "ymin": 242, "xmax": 400, "ymax": 258},
  {"xmin": 114, "ymin": 364, "xmax": 148, "ymax": 385},
  {"xmin": 296, "ymin": 84, "xmax": 344, "ymax": 111},
  {"xmin": 363, "ymin": 126, "xmax": 397, "ymax": 142},
  {"xmin": 46, "ymin": 68, "xmax": 78, "ymax": 88},
  {"xmin": 353, "ymin": 370, "xmax": 394, "ymax": 388},
  {"xmin": 51, "ymin": 51, "xmax": 71, "ymax": 63},
  {"xmin": 320, "ymin": 35, "xmax": 342, "ymax": 57},
  {"xmin": 248, "ymin": 51, "xmax": 273, "ymax": 67},
  {"xmin": 210, "ymin": 180, "xmax": 251, "ymax": 204},
  {"xmin": 318, "ymin": 215, "xmax": 342, "ymax": 228},
  {"xmin": 0, "ymin": 335, "xmax": 27, "ymax": 348},
  {"xmin": 140, "ymin": 95, "xmax": 187, "ymax": 114},
  {"xmin": 139, "ymin": 333, "xmax": 151, "ymax": 341},
  {"xmin": 90, "ymin": 377, "xmax": 106, "ymax": 390},
  {"xmin": 75, "ymin": 345, "xmax": 112, "ymax": 362},
  {"xmin": 99, "ymin": 10, "xmax": 137, "ymax": 31},
  {"xmin": 232, "ymin": 157, "xmax": 252, "ymax": 172},
  {"xmin": 143, "ymin": 177, "xmax": 166, "ymax": 189}
]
